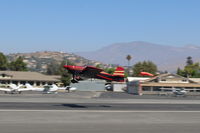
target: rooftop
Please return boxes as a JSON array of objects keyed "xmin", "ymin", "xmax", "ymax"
[{"xmin": 0, "ymin": 71, "xmax": 60, "ymax": 82}]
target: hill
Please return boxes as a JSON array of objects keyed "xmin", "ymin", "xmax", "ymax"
[
  {"xmin": 7, "ymin": 51, "xmax": 103, "ymax": 73},
  {"xmin": 76, "ymin": 41, "xmax": 200, "ymax": 72}
]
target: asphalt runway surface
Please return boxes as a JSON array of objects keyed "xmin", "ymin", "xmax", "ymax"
[
  {"xmin": 0, "ymin": 92, "xmax": 200, "ymax": 133},
  {"xmin": 1, "ymin": 102, "xmax": 200, "ymax": 111}
]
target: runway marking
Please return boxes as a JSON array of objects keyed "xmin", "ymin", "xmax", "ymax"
[{"xmin": 0, "ymin": 110, "xmax": 200, "ymax": 113}]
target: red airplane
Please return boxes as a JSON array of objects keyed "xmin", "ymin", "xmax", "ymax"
[
  {"xmin": 139, "ymin": 72, "xmax": 154, "ymax": 77},
  {"xmin": 63, "ymin": 65, "xmax": 125, "ymax": 83}
]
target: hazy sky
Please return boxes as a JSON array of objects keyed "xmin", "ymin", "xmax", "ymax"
[{"xmin": 1, "ymin": 0, "xmax": 200, "ymax": 53}]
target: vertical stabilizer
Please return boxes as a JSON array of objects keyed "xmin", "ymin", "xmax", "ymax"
[
  {"xmin": 9, "ymin": 84, "xmax": 17, "ymax": 89},
  {"xmin": 52, "ymin": 84, "xmax": 58, "ymax": 89},
  {"xmin": 25, "ymin": 83, "xmax": 33, "ymax": 89},
  {"xmin": 113, "ymin": 67, "xmax": 125, "ymax": 77}
]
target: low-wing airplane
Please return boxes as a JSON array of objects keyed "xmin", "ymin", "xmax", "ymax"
[
  {"xmin": 25, "ymin": 83, "xmax": 44, "ymax": 92},
  {"xmin": 174, "ymin": 88, "xmax": 187, "ymax": 96},
  {"xmin": 63, "ymin": 65, "xmax": 125, "ymax": 83},
  {"xmin": 159, "ymin": 87, "xmax": 187, "ymax": 96},
  {"xmin": 0, "ymin": 84, "xmax": 32, "ymax": 94},
  {"xmin": 48, "ymin": 84, "xmax": 77, "ymax": 93},
  {"xmin": 26, "ymin": 84, "xmax": 77, "ymax": 93},
  {"xmin": 160, "ymin": 87, "xmax": 200, "ymax": 97},
  {"xmin": 25, "ymin": 84, "xmax": 57, "ymax": 93}
]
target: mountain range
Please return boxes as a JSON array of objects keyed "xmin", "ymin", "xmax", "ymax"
[
  {"xmin": 76, "ymin": 41, "xmax": 200, "ymax": 72},
  {"xmin": 6, "ymin": 41, "xmax": 200, "ymax": 73}
]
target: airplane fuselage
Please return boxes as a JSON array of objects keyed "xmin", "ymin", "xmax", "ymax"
[{"xmin": 64, "ymin": 65, "xmax": 125, "ymax": 83}]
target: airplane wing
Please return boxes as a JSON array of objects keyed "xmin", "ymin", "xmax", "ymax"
[
  {"xmin": 0, "ymin": 88, "xmax": 12, "ymax": 92},
  {"xmin": 140, "ymin": 72, "xmax": 154, "ymax": 77},
  {"xmin": 18, "ymin": 88, "xmax": 33, "ymax": 92},
  {"xmin": 81, "ymin": 66, "xmax": 103, "ymax": 78},
  {"xmin": 184, "ymin": 88, "xmax": 200, "ymax": 92},
  {"xmin": 31, "ymin": 87, "xmax": 45, "ymax": 91},
  {"xmin": 25, "ymin": 84, "xmax": 44, "ymax": 91}
]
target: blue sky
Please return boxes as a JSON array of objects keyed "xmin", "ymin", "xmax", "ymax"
[{"xmin": 0, "ymin": 0, "xmax": 200, "ymax": 53}]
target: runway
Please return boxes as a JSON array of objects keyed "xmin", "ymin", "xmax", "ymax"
[
  {"xmin": 0, "ymin": 109, "xmax": 200, "ymax": 133},
  {"xmin": 0, "ymin": 93, "xmax": 200, "ymax": 133},
  {"xmin": 0, "ymin": 102, "xmax": 200, "ymax": 111}
]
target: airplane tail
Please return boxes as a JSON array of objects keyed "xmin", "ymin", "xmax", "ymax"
[
  {"xmin": 52, "ymin": 84, "xmax": 58, "ymax": 89},
  {"xmin": 25, "ymin": 83, "xmax": 33, "ymax": 89},
  {"xmin": 113, "ymin": 67, "xmax": 125, "ymax": 77},
  {"xmin": 9, "ymin": 84, "xmax": 18, "ymax": 89}
]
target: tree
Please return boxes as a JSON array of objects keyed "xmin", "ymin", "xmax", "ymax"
[
  {"xmin": 0, "ymin": 52, "xmax": 8, "ymax": 70},
  {"xmin": 9, "ymin": 56, "xmax": 28, "ymax": 71},
  {"xmin": 132, "ymin": 61, "xmax": 157, "ymax": 76},
  {"xmin": 104, "ymin": 67, "xmax": 115, "ymax": 74},
  {"xmin": 60, "ymin": 72, "xmax": 71, "ymax": 86},
  {"xmin": 45, "ymin": 59, "xmax": 73, "ymax": 86},
  {"xmin": 177, "ymin": 67, "xmax": 183, "ymax": 75},
  {"xmin": 59, "ymin": 60, "xmax": 73, "ymax": 86},
  {"xmin": 184, "ymin": 63, "xmax": 200, "ymax": 78},
  {"xmin": 177, "ymin": 57, "xmax": 200, "ymax": 78},
  {"xmin": 126, "ymin": 55, "xmax": 132, "ymax": 66},
  {"xmin": 96, "ymin": 64, "xmax": 103, "ymax": 69},
  {"xmin": 126, "ymin": 54, "xmax": 132, "ymax": 76},
  {"xmin": 186, "ymin": 56, "xmax": 193, "ymax": 66}
]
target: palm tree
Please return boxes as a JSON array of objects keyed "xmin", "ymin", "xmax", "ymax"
[{"xmin": 126, "ymin": 55, "xmax": 132, "ymax": 76}]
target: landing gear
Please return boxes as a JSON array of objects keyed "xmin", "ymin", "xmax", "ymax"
[
  {"xmin": 66, "ymin": 86, "xmax": 70, "ymax": 93},
  {"xmin": 105, "ymin": 83, "xmax": 113, "ymax": 91},
  {"xmin": 71, "ymin": 74, "xmax": 79, "ymax": 83},
  {"xmin": 71, "ymin": 79, "xmax": 78, "ymax": 83}
]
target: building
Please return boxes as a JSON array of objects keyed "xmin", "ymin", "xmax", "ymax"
[
  {"xmin": 141, "ymin": 73, "xmax": 200, "ymax": 93},
  {"xmin": 189, "ymin": 78, "xmax": 200, "ymax": 84},
  {"xmin": 127, "ymin": 77, "xmax": 150, "ymax": 83},
  {"xmin": 0, "ymin": 71, "xmax": 60, "ymax": 87},
  {"xmin": 71, "ymin": 79, "xmax": 106, "ymax": 91}
]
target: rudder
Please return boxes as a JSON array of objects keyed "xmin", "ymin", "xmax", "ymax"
[{"xmin": 113, "ymin": 67, "xmax": 125, "ymax": 77}]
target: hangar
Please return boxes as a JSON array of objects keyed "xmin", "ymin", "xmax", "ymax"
[
  {"xmin": 141, "ymin": 73, "xmax": 200, "ymax": 93},
  {"xmin": 127, "ymin": 73, "xmax": 200, "ymax": 95},
  {"xmin": 0, "ymin": 71, "xmax": 60, "ymax": 87}
]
